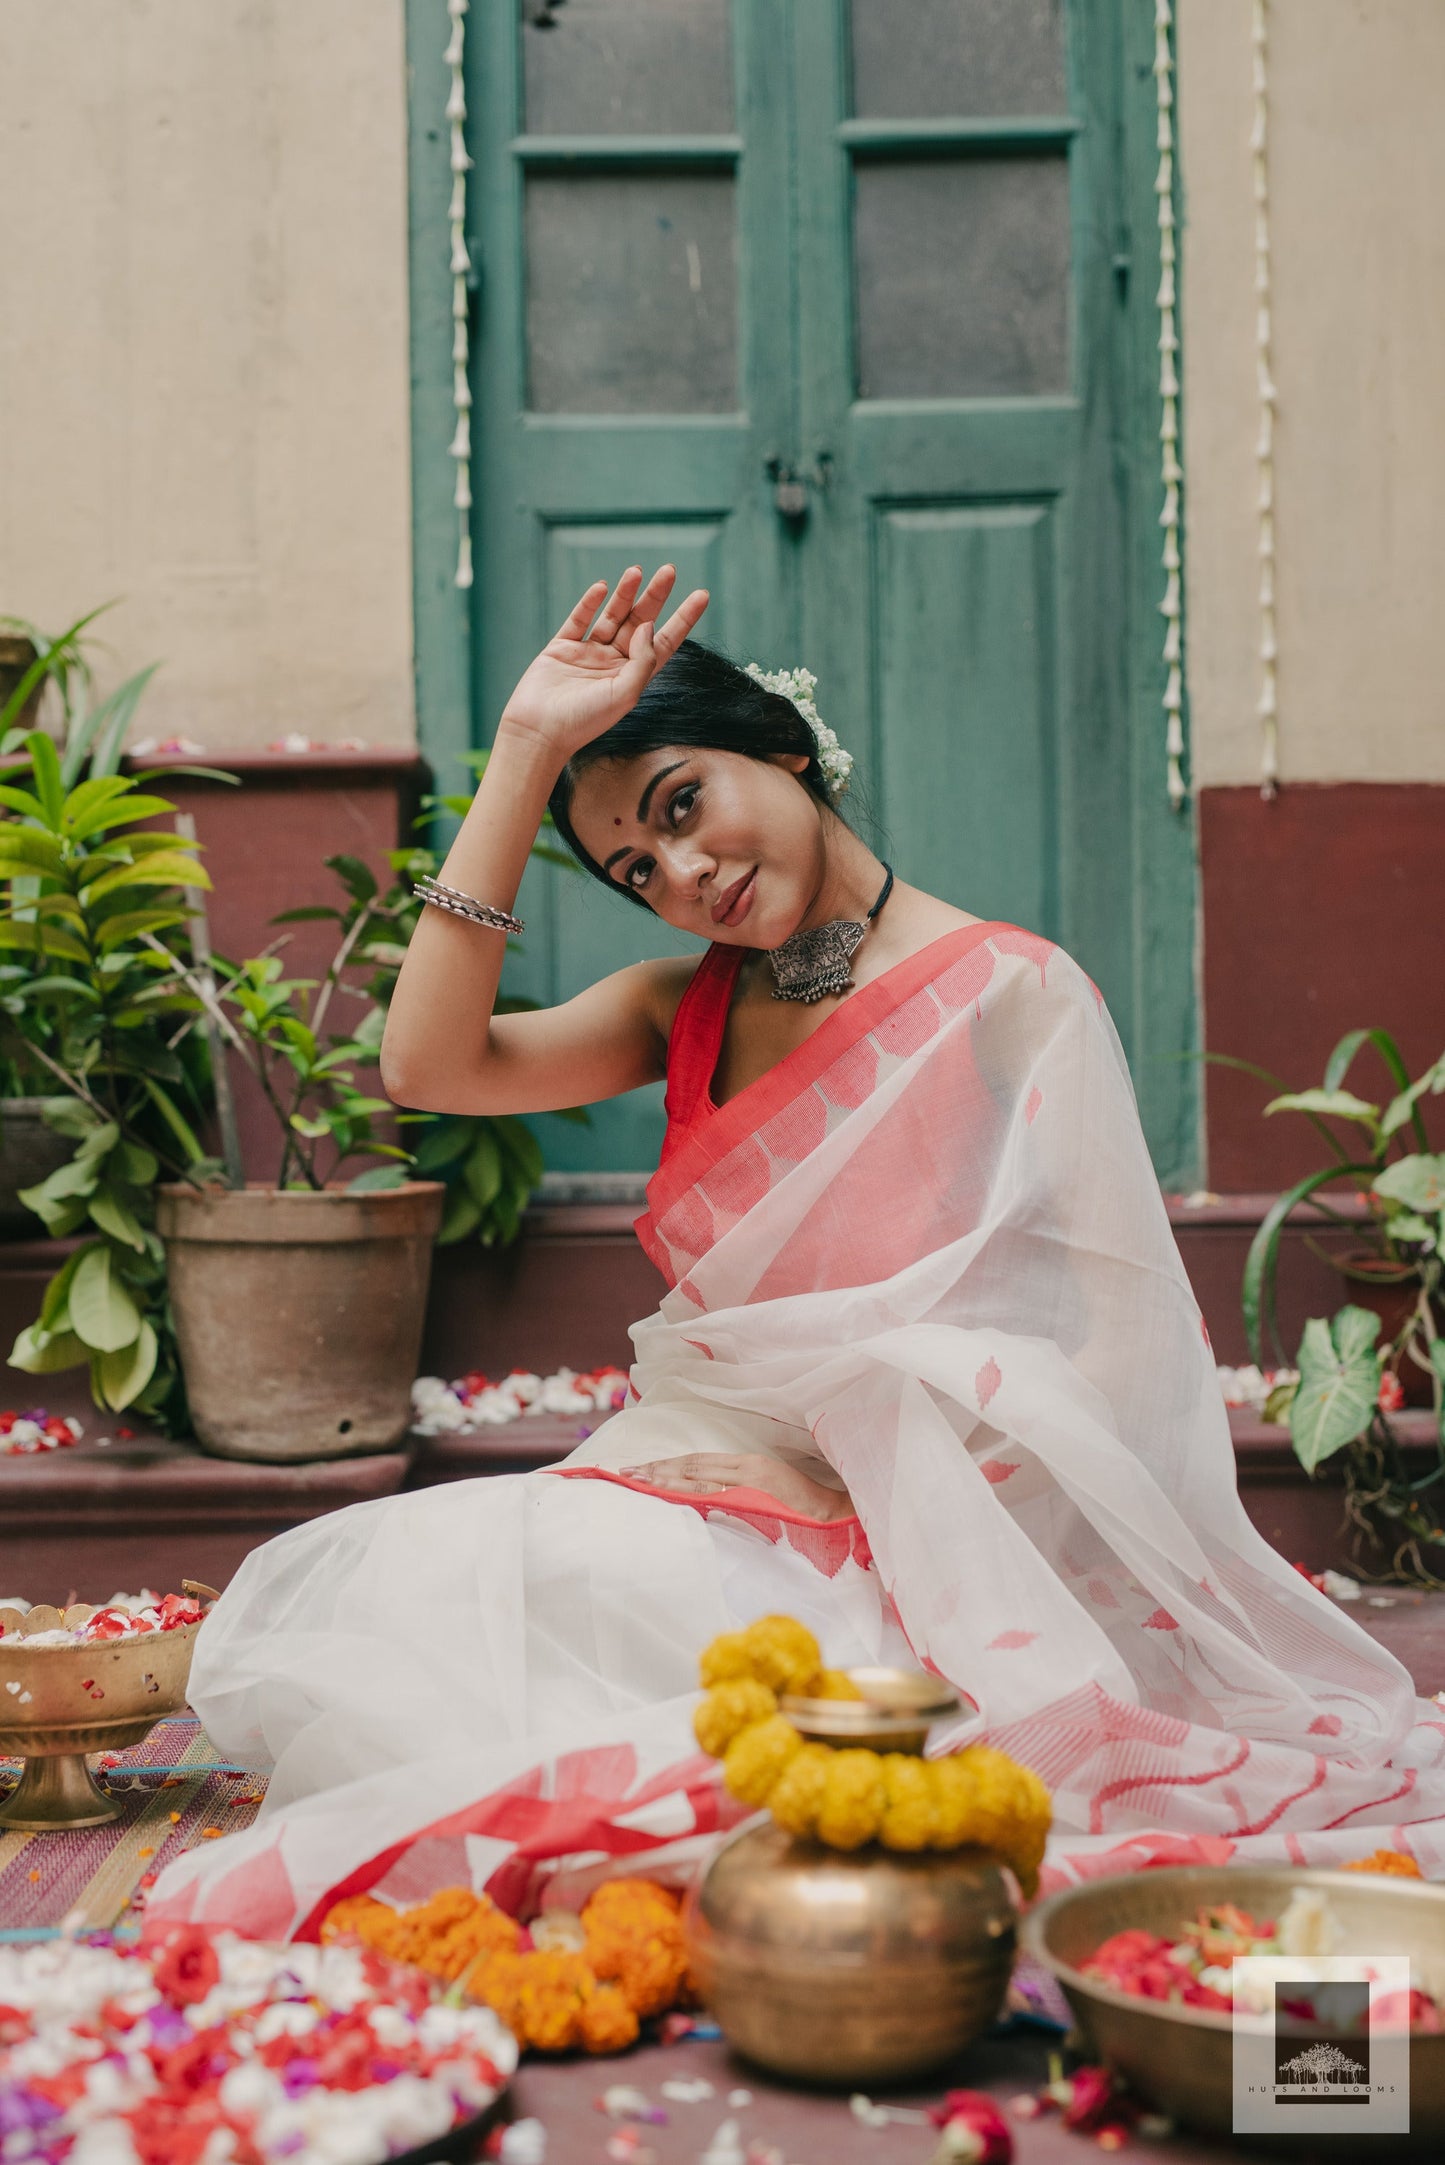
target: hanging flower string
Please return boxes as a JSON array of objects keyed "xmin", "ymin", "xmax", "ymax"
[
  {"xmin": 1253, "ymin": 0, "xmax": 1278, "ymax": 797},
  {"xmin": 1155, "ymin": 0, "xmax": 1185, "ymax": 811},
  {"xmin": 446, "ymin": 0, "xmax": 474, "ymax": 590}
]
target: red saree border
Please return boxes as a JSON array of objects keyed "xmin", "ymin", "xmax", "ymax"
[
  {"xmin": 635, "ymin": 920, "xmax": 1013, "ymax": 1270},
  {"xmin": 547, "ymin": 1461, "xmax": 862, "ymax": 1531}
]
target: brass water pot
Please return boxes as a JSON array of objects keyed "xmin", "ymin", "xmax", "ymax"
[{"xmin": 683, "ymin": 1667, "xmax": 1015, "ymax": 2084}]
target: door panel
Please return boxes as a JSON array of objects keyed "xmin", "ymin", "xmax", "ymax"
[{"xmin": 875, "ymin": 501, "xmax": 1058, "ymax": 937}]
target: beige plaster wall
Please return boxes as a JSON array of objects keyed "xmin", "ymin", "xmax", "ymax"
[
  {"xmin": 0, "ymin": 1, "xmax": 414, "ymax": 754},
  {"xmin": 1179, "ymin": 0, "xmax": 1445, "ymax": 786}
]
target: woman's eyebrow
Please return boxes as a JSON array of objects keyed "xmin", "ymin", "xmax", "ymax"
[{"xmin": 601, "ymin": 761, "xmax": 688, "ymax": 874}]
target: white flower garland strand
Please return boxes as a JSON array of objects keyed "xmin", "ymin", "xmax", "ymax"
[
  {"xmin": 1155, "ymin": 0, "xmax": 1185, "ymax": 810},
  {"xmin": 1253, "ymin": 0, "xmax": 1278, "ymax": 797},
  {"xmin": 743, "ymin": 663, "xmax": 854, "ymax": 800},
  {"xmin": 446, "ymin": 0, "xmax": 474, "ymax": 590}
]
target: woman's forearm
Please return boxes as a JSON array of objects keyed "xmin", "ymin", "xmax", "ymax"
[{"xmin": 379, "ymin": 720, "xmax": 562, "ymax": 1107}]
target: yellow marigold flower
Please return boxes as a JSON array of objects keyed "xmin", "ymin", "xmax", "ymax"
[
  {"xmin": 812, "ymin": 1668, "xmax": 864, "ymax": 1700},
  {"xmin": 723, "ymin": 1711, "xmax": 803, "ymax": 1808},
  {"xmin": 767, "ymin": 1741, "xmax": 834, "ymax": 1838},
  {"xmin": 464, "ymin": 1947, "xmax": 527, "ymax": 2033},
  {"xmin": 878, "ymin": 1752, "xmax": 937, "ymax": 1851},
  {"xmin": 816, "ymin": 1748, "xmax": 886, "ymax": 1850},
  {"xmin": 320, "ymin": 1894, "xmax": 393, "ymax": 1945},
  {"xmin": 699, "ymin": 1629, "xmax": 755, "ymax": 1688},
  {"xmin": 928, "ymin": 1751, "xmax": 984, "ymax": 1847},
  {"xmin": 693, "ymin": 1677, "xmax": 777, "ymax": 1758},
  {"xmin": 580, "ymin": 1979, "xmax": 640, "ymax": 2053},
  {"xmin": 740, "ymin": 1614, "xmax": 822, "ymax": 1696}
]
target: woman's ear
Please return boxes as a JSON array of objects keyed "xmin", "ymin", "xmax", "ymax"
[{"xmin": 768, "ymin": 751, "xmax": 812, "ymax": 776}]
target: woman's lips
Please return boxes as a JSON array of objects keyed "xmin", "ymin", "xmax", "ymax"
[{"xmin": 714, "ymin": 867, "xmax": 758, "ymax": 926}]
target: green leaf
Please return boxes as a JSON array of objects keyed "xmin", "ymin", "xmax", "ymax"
[
  {"xmin": 140, "ymin": 1075, "xmax": 205, "ymax": 1163},
  {"xmin": 462, "ymin": 1128, "xmax": 503, "ymax": 1211},
  {"xmin": 38, "ymin": 1247, "xmax": 88, "ymax": 1333},
  {"xmin": 289, "ymin": 1114, "xmax": 332, "ymax": 1139},
  {"xmin": 62, "ymin": 663, "xmax": 160, "ymax": 785},
  {"xmin": 92, "ymin": 1319, "xmax": 158, "ymax": 1410},
  {"xmin": 346, "ymin": 1163, "xmax": 409, "ymax": 1193},
  {"xmin": 88, "ymin": 1187, "xmax": 148, "ymax": 1250},
  {"xmin": 24, "ymin": 729, "xmax": 65, "ymax": 827},
  {"xmin": 0, "ymin": 824, "xmax": 65, "ymax": 873},
  {"xmin": 65, "ymin": 793, "xmax": 178, "ymax": 842},
  {"xmin": 0, "ymin": 784, "xmax": 48, "ymax": 821},
  {"xmin": 270, "ymin": 905, "xmax": 343, "ymax": 925},
  {"xmin": 68, "ymin": 1243, "xmax": 143, "ymax": 1352},
  {"xmin": 1322, "ymin": 1026, "xmax": 1412, "ymax": 1098},
  {"xmin": 325, "ymin": 853, "xmax": 378, "ymax": 905},
  {"xmin": 1264, "ymin": 1088, "xmax": 1381, "ymax": 1126},
  {"xmin": 1372, "ymin": 1155, "xmax": 1445, "ymax": 1213},
  {"xmin": 1290, "ymin": 1306, "xmax": 1382, "ymax": 1472},
  {"xmin": 437, "ymin": 1187, "xmax": 483, "ymax": 1243},
  {"xmin": 93, "ymin": 906, "xmax": 193, "ymax": 952},
  {"xmin": 1381, "ymin": 1061, "xmax": 1442, "ymax": 1147},
  {"xmin": 0, "ymin": 920, "xmax": 90, "ymax": 965},
  {"xmin": 10, "ymin": 1321, "xmax": 88, "ymax": 1374},
  {"xmin": 20, "ymin": 1155, "xmax": 101, "ymax": 1217},
  {"xmin": 412, "ymin": 1116, "xmax": 476, "ymax": 1174},
  {"xmin": 1240, "ymin": 1163, "xmax": 1379, "ymax": 1367},
  {"xmin": 115, "ymin": 1141, "xmax": 159, "ymax": 1185},
  {"xmin": 81, "ymin": 853, "xmax": 209, "ymax": 903},
  {"xmin": 1384, "ymin": 1212, "xmax": 1437, "ymax": 1249}
]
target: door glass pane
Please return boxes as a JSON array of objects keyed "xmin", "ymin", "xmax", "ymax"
[
  {"xmin": 851, "ymin": 0, "xmax": 1066, "ymax": 119},
  {"xmin": 854, "ymin": 158, "xmax": 1069, "ymax": 398},
  {"xmin": 523, "ymin": 0, "xmax": 734, "ymax": 135},
  {"xmin": 525, "ymin": 172, "xmax": 738, "ymax": 412}
]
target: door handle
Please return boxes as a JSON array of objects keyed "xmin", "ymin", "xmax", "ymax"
[{"xmin": 765, "ymin": 452, "xmax": 832, "ymax": 522}]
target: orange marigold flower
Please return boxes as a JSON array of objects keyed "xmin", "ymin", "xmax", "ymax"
[
  {"xmin": 580, "ymin": 1979, "xmax": 641, "ymax": 2053},
  {"xmin": 1342, "ymin": 1849, "xmax": 1422, "ymax": 1878}
]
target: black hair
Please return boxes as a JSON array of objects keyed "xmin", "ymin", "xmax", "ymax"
[{"xmin": 547, "ymin": 640, "xmax": 843, "ymax": 910}]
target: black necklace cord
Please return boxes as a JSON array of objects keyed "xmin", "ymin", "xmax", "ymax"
[{"xmin": 866, "ymin": 863, "xmax": 895, "ymax": 922}]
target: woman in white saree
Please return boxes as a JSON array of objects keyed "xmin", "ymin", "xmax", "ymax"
[{"xmin": 150, "ymin": 568, "xmax": 1445, "ymax": 1942}]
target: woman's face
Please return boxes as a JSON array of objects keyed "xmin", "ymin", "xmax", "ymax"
[{"xmin": 567, "ymin": 746, "xmax": 826, "ymax": 946}]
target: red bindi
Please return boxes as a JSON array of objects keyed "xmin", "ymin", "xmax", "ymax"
[{"xmin": 614, "ymin": 817, "xmax": 622, "ymax": 825}]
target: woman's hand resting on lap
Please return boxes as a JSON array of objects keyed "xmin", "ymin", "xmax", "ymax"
[{"xmin": 628, "ymin": 1453, "xmax": 855, "ymax": 1521}]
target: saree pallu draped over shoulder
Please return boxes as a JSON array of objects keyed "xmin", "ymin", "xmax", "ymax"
[{"xmin": 151, "ymin": 927, "xmax": 1445, "ymax": 1942}]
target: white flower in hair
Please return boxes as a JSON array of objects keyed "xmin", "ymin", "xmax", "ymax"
[{"xmin": 743, "ymin": 661, "xmax": 854, "ymax": 801}]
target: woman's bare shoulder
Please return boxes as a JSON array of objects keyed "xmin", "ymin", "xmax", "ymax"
[{"xmin": 634, "ymin": 950, "xmax": 714, "ymax": 1044}]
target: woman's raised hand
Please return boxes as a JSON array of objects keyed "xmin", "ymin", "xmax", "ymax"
[{"xmin": 499, "ymin": 564, "xmax": 709, "ymax": 761}]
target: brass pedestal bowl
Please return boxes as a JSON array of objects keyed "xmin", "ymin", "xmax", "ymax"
[
  {"xmin": 685, "ymin": 1664, "xmax": 1012, "ymax": 2085},
  {"xmin": 1022, "ymin": 1864, "xmax": 1445, "ymax": 2147},
  {"xmin": 0, "ymin": 1595, "xmax": 211, "ymax": 1831}
]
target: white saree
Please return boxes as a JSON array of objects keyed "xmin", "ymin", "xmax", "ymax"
[{"xmin": 149, "ymin": 925, "xmax": 1445, "ymax": 1940}]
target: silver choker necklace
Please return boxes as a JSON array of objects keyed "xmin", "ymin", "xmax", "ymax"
[{"xmin": 766, "ymin": 864, "xmax": 895, "ymax": 1004}]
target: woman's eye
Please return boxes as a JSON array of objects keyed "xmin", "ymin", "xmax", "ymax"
[
  {"xmin": 668, "ymin": 784, "xmax": 698, "ymax": 824},
  {"xmin": 626, "ymin": 857, "xmax": 654, "ymax": 891}
]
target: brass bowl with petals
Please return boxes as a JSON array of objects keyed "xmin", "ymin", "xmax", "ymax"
[
  {"xmin": 0, "ymin": 1590, "xmax": 212, "ymax": 1830},
  {"xmin": 1022, "ymin": 1864, "xmax": 1445, "ymax": 2147}
]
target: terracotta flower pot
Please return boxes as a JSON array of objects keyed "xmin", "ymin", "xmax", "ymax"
[
  {"xmin": 156, "ymin": 1182, "xmax": 445, "ymax": 1462},
  {"xmin": 1339, "ymin": 1251, "xmax": 1437, "ymax": 1408}
]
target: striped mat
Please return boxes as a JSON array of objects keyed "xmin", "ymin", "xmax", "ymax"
[{"xmin": 0, "ymin": 1717, "xmax": 267, "ymax": 1934}]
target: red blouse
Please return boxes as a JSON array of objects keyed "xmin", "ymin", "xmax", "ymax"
[{"xmin": 658, "ymin": 942, "xmax": 746, "ymax": 1165}]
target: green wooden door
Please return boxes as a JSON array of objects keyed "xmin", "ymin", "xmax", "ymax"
[{"xmin": 439, "ymin": 0, "xmax": 1196, "ymax": 1183}]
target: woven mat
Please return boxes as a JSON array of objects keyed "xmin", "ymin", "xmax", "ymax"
[{"xmin": 0, "ymin": 1716, "xmax": 267, "ymax": 1934}]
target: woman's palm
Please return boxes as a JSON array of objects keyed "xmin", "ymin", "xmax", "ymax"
[{"xmin": 503, "ymin": 564, "xmax": 709, "ymax": 755}]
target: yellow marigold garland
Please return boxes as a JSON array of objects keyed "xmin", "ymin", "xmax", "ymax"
[
  {"xmin": 692, "ymin": 1614, "xmax": 1053, "ymax": 1896},
  {"xmin": 321, "ymin": 1876, "xmax": 690, "ymax": 2055}
]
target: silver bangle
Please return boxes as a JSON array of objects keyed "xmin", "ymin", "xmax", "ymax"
[{"xmin": 414, "ymin": 875, "xmax": 524, "ymax": 936}]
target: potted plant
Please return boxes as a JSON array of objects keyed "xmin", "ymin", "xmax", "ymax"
[
  {"xmin": 1238, "ymin": 1028, "xmax": 1445, "ymax": 1584},
  {"xmin": 152, "ymin": 877, "xmax": 445, "ymax": 1463},
  {"xmin": 0, "ymin": 607, "xmax": 168, "ymax": 1238},
  {"xmin": 0, "ymin": 731, "xmax": 217, "ymax": 1429}
]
